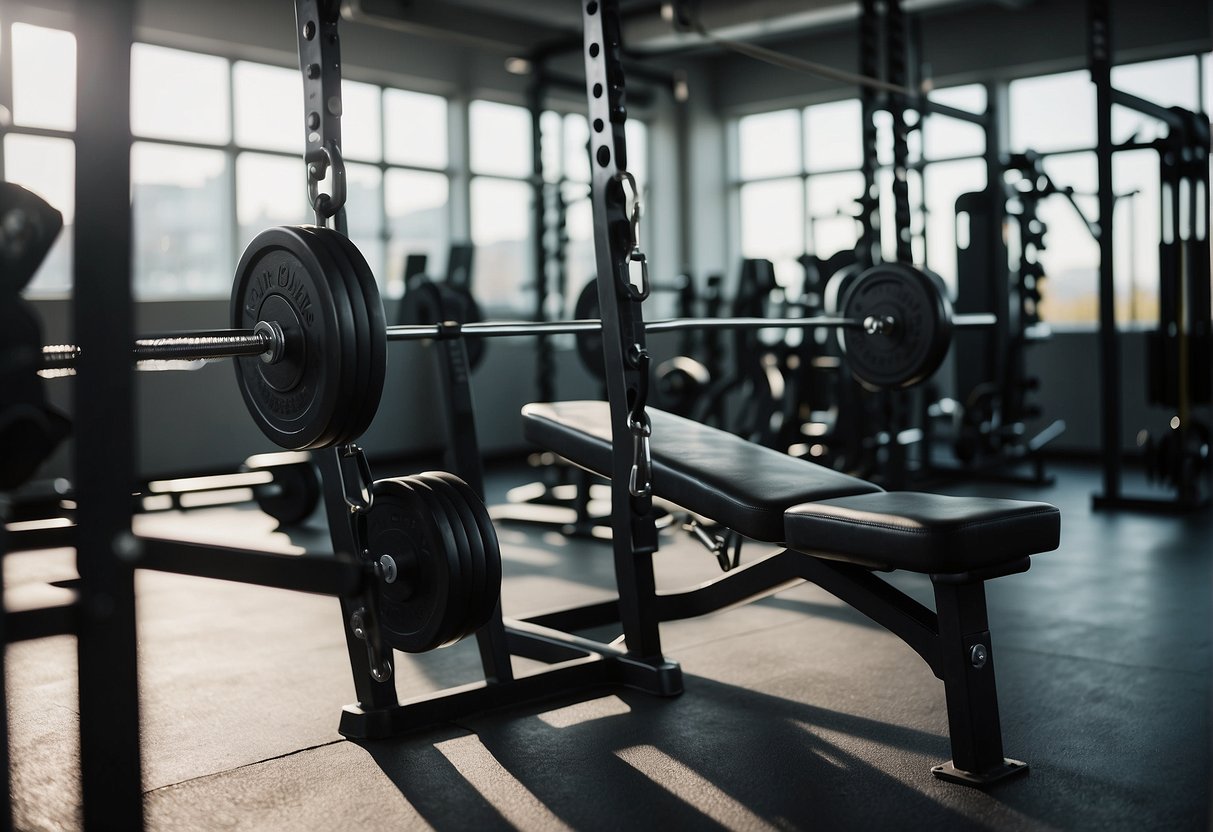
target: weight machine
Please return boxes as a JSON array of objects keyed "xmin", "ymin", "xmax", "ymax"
[{"xmin": 1088, "ymin": 0, "xmax": 1212, "ymax": 512}]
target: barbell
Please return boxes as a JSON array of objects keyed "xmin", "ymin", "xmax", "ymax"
[{"xmin": 36, "ymin": 225, "xmax": 993, "ymax": 451}]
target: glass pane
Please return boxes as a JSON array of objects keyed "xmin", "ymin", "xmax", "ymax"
[
  {"xmin": 540, "ymin": 110, "xmax": 564, "ymax": 182},
  {"xmin": 924, "ymin": 158, "xmax": 986, "ymax": 292},
  {"xmin": 1112, "ymin": 56, "xmax": 1201, "ymax": 144},
  {"xmin": 236, "ymin": 152, "xmax": 309, "ymax": 250},
  {"xmin": 1010, "ymin": 70, "xmax": 1095, "ymax": 153},
  {"xmin": 804, "ymin": 99, "xmax": 862, "ymax": 172},
  {"xmin": 385, "ymin": 169, "xmax": 449, "ymax": 297},
  {"xmin": 470, "ymin": 177, "xmax": 532, "ymax": 309},
  {"xmin": 1112, "ymin": 149, "xmax": 1159, "ymax": 326},
  {"xmin": 3, "ymin": 135, "xmax": 74, "ymax": 294},
  {"xmin": 564, "ymin": 196, "xmax": 594, "ymax": 318},
  {"xmin": 807, "ymin": 171, "xmax": 863, "ymax": 258},
  {"xmin": 563, "ymin": 113, "xmax": 591, "ymax": 183},
  {"xmin": 12, "ymin": 24, "xmax": 76, "ymax": 130},
  {"xmin": 342, "ymin": 80, "xmax": 382, "ymax": 162},
  {"xmin": 739, "ymin": 178, "xmax": 803, "ymax": 287},
  {"xmin": 470, "ymin": 100, "xmax": 532, "ymax": 177},
  {"xmin": 738, "ymin": 109, "xmax": 799, "ymax": 179},
  {"xmin": 131, "ymin": 44, "xmax": 229, "ymax": 143},
  {"xmin": 344, "ymin": 162, "xmax": 384, "ymax": 288},
  {"xmin": 233, "ymin": 62, "xmax": 302, "ymax": 153},
  {"xmin": 384, "ymin": 89, "xmax": 448, "ymax": 168},
  {"xmin": 132, "ymin": 143, "xmax": 231, "ymax": 298},
  {"xmin": 924, "ymin": 84, "xmax": 986, "ymax": 159},
  {"xmin": 1034, "ymin": 153, "xmax": 1100, "ymax": 325}
]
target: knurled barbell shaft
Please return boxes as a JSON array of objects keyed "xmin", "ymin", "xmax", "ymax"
[{"xmin": 38, "ymin": 313, "xmax": 998, "ymax": 372}]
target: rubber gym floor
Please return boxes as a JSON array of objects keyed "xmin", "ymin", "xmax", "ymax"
[{"xmin": 5, "ymin": 462, "xmax": 1210, "ymax": 831}]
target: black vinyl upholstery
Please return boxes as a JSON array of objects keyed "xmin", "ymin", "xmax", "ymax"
[
  {"xmin": 522, "ymin": 401, "xmax": 881, "ymax": 541},
  {"xmin": 784, "ymin": 492, "xmax": 1060, "ymax": 573}
]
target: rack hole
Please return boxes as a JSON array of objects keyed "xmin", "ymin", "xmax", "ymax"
[
  {"xmin": 587, "ymin": 1, "xmax": 598, "ymax": 13},
  {"xmin": 589, "ymin": 43, "xmax": 600, "ymax": 57},
  {"xmin": 597, "ymin": 146, "xmax": 610, "ymax": 167},
  {"xmin": 593, "ymin": 83, "xmax": 603, "ymax": 98},
  {"xmin": 303, "ymin": 20, "xmax": 316, "ymax": 40},
  {"xmin": 593, "ymin": 118, "xmax": 604, "ymax": 132}
]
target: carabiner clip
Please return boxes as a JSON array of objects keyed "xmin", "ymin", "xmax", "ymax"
[
  {"xmin": 337, "ymin": 443, "xmax": 374, "ymax": 514},
  {"xmin": 628, "ymin": 414, "xmax": 653, "ymax": 498}
]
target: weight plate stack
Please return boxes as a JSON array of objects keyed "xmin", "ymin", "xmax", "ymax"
[
  {"xmin": 231, "ymin": 226, "xmax": 350, "ymax": 451},
  {"xmin": 363, "ymin": 478, "xmax": 470, "ymax": 653},
  {"xmin": 416, "ymin": 472, "xmax": 501, "ymax": 636},
  {"xmin": 839, "ymin": 263, "xmax": 953, "ymax": 390}
]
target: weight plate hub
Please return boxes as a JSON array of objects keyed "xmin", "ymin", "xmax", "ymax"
[{"xmin": 840, "ymin": 263, "xmax": 953, "ymax": 390}]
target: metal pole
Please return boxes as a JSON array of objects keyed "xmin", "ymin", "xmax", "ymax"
[
  {"xmin": 1089, "ymin": 0, "xmax": 1122, "ymax": 504},
  {"xmin": 71, "ymin": 0, "xmax": 144, "ymax": 826}
]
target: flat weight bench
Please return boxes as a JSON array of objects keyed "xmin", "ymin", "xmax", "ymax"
[{"xmin": 523, "ymin": 400, "xmax": 1060, "ymax": 785}]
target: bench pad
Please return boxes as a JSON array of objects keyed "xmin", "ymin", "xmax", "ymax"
[
  {"xmin": 784, "ymin": 492, "xmax": 1060, "ymax": 573},
  {"xmin": 522, "ymin": 400, "xmax": 881, "ymax": 542}
]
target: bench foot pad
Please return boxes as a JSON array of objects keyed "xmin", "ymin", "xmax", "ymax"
[{"xmin": 931, "ymin": 758, "xmax": 1028, "ymax": 787}]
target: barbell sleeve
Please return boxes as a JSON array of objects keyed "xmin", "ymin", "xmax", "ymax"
[{"xmin": 41, "ymin": 329, "xmax": 272, "ymax": 372}]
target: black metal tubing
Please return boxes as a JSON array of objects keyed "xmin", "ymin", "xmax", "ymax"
[
  {"xmin": 584, "ymin": 0, "xmax": 665, "ymax": 662},
  {"xmin": 520, "ymin": 598, "xmax": 621, "ymax": 632},
  {"xmin": 5, "ymin": 597, "xmax": 79, "ymax": 643},
  {"xmin": 136, "ymin": 537, "xmax": 366, "ymax": 596},
  {"xmin": 1089, "ymin": 0, "xmax": 1122, "ymax": 506},
  {"xmin": 339, "ymin": 625, "xmax": 682, "ymax": 740},
  {"xmin": 71, "ymin": 1, "xmax": 144, "ymax": 828}
]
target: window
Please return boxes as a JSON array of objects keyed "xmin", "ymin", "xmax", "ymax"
[
  {"xmin": 804, "ymin": 100, "xmax": 862, "ymax": 172},
  {"xmin": 236, "ymin": 152, "xmax": 309, "ymax": 249},
  {"xmin": 11, "ymin": 24, "xmax": 76, "ymax": 131},
  {"xmin": 384, "ymin": 89, "xmax": 448, "ymax": 168},
  {"xmin": 1111, "ymin": 56, "xmax": 1202, "ymax": 144},
  {"xmin": 3, "ymin": 134, "xmax": 75, "ymax": 295},
  {"xmin": 386, "ymin": 170, "xmax": 449, "ymax": 296},
  {"xmin": 1010, "ymin": 70, "xmax": 1096, "ymax": 153},
  {"xmin": 341, "ymin": 81, "xmax": 383, "ymax": 163},
  {"xmin": 233, "ymin": 62, "xmax": 303, "ymax": 153},
  {"xmin": 924, "ymin": 85, "xmax": 986, "ymax": 160},
  {"xmin": 924, "ymin": 158, "xmax": 985, "ymax": 292},
  {"xmin": 738, "ymin": 109, "xmax": 800, "ymax": 179},
  {"xmin": 131, "ymin": 45, "xmax": 229, "ymax": 143},
  {"xmin": 469, "ymin": 100, "xmax": 533, "ymax": 310},
  {"xmin": 1032, "ymin": 153, "xmax": 1100, "ymax": 325},
  {"xmin": 132, "ymin": 143, "xmax": 231, "ymax": 298}
]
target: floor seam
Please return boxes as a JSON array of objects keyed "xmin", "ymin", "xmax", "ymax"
[{"xmin": 141, "ymin": 738, "xmax": 347, "ymax": 797}]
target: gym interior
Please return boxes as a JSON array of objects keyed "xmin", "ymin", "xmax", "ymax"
[{"xmin": 1, "ymin": 0, "xmax": 1210, "ymax": 829}]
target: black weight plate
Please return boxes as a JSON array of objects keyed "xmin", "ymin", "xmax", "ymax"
[
  {"xmin": 417, "ymin": 473, "xmax": 490, "ymax": 638},
  {"xmin": 822, "ymin": 262, "xmax": 863, "ymax": 316},
  {"xmin": 252, "ymin": 461, "xmax": 321, "ymax": 527},
  {"xmin": 324, "ymin": 229, "xmax": 388, "ymax": 438},
  {"xmin": 231, "ymin": 227, "xmax": 349, "ymax": 450},
  {"xmin": 365, "ymin": 478, "xmax": 465, "ymax": 653},
  {"xmin": 392, "ymin": 477, "xmax": 473, "ymax": 650},
  {"xmin": 398, "ymin": 279, "xmax": 486, "ymax": 371},
  {"xmin": 574, "ymin": 280, "xmax": 605, "ymax": 381},
  {"xmin": 299, "ymin": 227, "xmax": 372, "ymax": 447},
  {"xmin": 413, "ymin": 475, "xmax": 485, "ymax": 641},
  {"xmin": 425, "ymin": 471, "xmax": 501, "ymax": 625},
  {"xmin": 398, "ymin": 278, "xmax": 446, "ymax": 330},
  {"xmin": 839, "ymin": 263, "xmax": 953, "ymax": 390}
]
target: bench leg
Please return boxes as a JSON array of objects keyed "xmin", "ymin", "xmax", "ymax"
[{"xmin": 930, "ymin": 578, "xmax": 1028, "ymax": 786}]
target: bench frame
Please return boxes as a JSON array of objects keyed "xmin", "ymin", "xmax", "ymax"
[{"xmin": 338, "ymin": 0, "xmax": 1027, "ymax": 789}]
